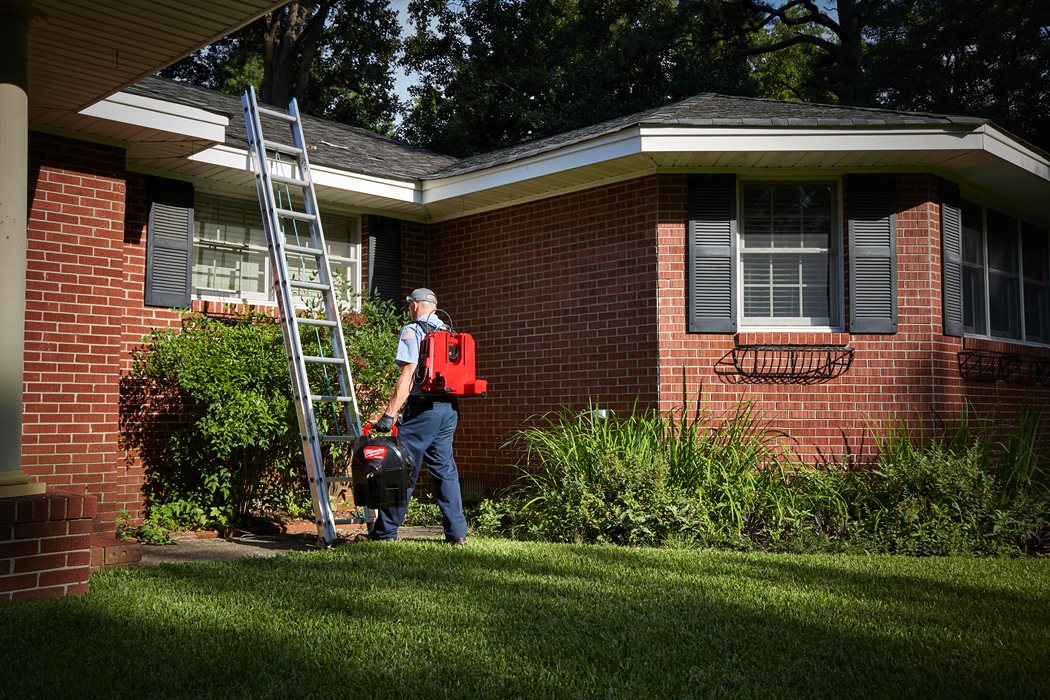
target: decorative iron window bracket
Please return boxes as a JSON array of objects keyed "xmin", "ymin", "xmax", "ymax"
[
  {"xmin": 722, "ymin": 344, "xmax": 854, "ymax": 384},
  {"xmin": 957, "ymin": 350, "xmax": 1050, "ymax": 386}
]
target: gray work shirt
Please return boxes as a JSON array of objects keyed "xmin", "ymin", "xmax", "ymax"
[{"xmin": 394, "ymin": 312, "xmax": 446, "ymax": 396}]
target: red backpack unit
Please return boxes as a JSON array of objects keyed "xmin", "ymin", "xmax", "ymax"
[{"xmin": 413, "ymin": 317, "xmax": 488, "ymax": 397}]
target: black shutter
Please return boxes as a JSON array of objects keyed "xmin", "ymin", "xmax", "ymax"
[
  {"xmin": 688, "ymin": 174, "xmax": 737, "ymax": 333},
  {"xmin": 368, "ymin": 216, "xmax": 402, "ymax": 303},
  {"xmin": 847, "ymin": 175, "xmax": 897, "ymax": 334},
  {"xmin": 941, "ymin": 181, "xmax": 964, "ymax": 337},
  {"xmin": 145, "ymin": 178, "xmax": 193, "ymax": 308}
]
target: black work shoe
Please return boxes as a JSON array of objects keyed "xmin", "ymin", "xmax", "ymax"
[{"xmin": 445, "ymin": 536, "xmax": 467, "ymax": 546}]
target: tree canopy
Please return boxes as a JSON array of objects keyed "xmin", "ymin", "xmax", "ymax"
[{"xmin": 161, "ymin": 0, "xmax": 1050, "ymax": 154}]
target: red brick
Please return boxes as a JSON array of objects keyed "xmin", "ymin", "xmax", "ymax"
[
  {"xmin": 0, "ymin": 573, "xmax": 40, "ymax": 594},
  {"xmin": 0, "ymin": 539, "xmax": 40, "ymax": 559},
  {"xmin": 39, "ymin": 568, "xmax": 89, "ymax": 588},
  {"xmin": 14, "ymin": 553, "xmax": 67, "ymax": 574}
]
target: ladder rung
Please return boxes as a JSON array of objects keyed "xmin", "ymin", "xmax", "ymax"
[
  {"xmin": 311, "ymin": 395, "xmax": 355, "ymax": 403},
  {"xmin": 297, "ymin": 317, "xmax": 337, "ymax": 328},
  {"xmin": 320, "ymin": 435, "xmax": 357, "ymax": 443},
  {"xmin": 304, "ymin": 356, "xmax": 346, "ymax": 365},
  {"xmin": 325, "ymin": 476, "xmax": 353, "ymax": 483},
  {"xmin": 271, "ymin": 173, "xmax": 310, "ymax": 188},
  {"xmin": 289, "ymin": 279, "xmax": 331, "ymax": 291},
  {"xmin": 284, "ymin": 243, "xmax": 324, "ymax": 257},
  {"xmin": 258, "ymin": 105, "xmax": 296, "ymax": 122},
  {"xmin": 275, "ymin": 208, "xmax": 316, "ymax": 222},
  {"xmin": 334, "ymin": 517, "xmax": 366, "ymax": 525},
  {"xmin": 265, "ymin": 140, "xmax": 303, "ymax": 156}
]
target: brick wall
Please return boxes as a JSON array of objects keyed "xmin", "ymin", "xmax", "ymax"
[
  {"xmin": 0, "ymin": 491, "xmax": 97, "ymax": 605},
  {"xmin": 423, "ymin": 179, "xmax": 663, "ymax": 488},
  {"xmin": 414, "ymin": 172, "xmax": 1050, "ymax": 486},
  {"xmin": 24, "ymin": 134, "xmax": 132, "ymax": 532},
  {"xmin": 22, "ymin": 135, "xmax": 1050, "ymax": 515},
  {"xmin": 24, "ymin": 136, "xmax": 185, "ymax": 534},
  {"xmin": 657, "ymin": 172, "xmax": 1050, "ymax": 463}
]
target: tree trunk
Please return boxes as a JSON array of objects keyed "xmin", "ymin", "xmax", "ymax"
[{"xmin": 258, "ymin": 0, "xmax": 333, "ymax": 108}]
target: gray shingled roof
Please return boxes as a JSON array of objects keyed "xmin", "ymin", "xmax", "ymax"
[
  {"xmin": 425, "ymin": 92, "xmax": 990, "ymax": 179},
  {"xmin": 126, "ymin": 78, "xmax": 991, "ymax": 182},
  {"xmin": 125, "ymin": 77, "xmax": 459, "ymax": 180}
]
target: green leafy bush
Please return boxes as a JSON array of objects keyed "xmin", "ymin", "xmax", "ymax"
[
  {"xmin": 122, "ymin": 296, "xmax": 406, "ymax": 533},
  {"xmin": 123, "ymin": 310, "xmax": 302, "ymax": 529}
]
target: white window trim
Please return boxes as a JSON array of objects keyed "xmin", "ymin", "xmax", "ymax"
[{"xmin": 736, "ymin": 178, "xmax": 844, "ymax": 330}]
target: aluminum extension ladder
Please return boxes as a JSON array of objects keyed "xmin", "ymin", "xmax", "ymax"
[{"xmin": 242, "ymin": 86, "xmax": 364, "ymax": 545}]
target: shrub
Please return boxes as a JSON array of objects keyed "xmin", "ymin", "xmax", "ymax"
[
  {"xmin": 123, "ymin": 310, "xmax": 303, "ymax": 529},
  {"xmin": 853, "ymin": 411, "xmax": 1050, "ymax": 556},
  {"xmin": 122, "ymin": 296, "xmax": 406, "ymax": 532}
]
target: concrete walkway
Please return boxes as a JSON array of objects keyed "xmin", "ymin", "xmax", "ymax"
[{"xmin": 138, "ymin": 526, "xmax": 445, "ymax": 566}]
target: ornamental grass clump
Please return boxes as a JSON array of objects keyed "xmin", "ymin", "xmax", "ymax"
[{"xmin": 477, "ymin": 397, "xmax": 805, "ymax": 548}]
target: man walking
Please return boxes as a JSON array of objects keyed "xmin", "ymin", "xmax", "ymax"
[{"xmin": 369, "ymin": 288, "xmax": 468, "ymax": 544}]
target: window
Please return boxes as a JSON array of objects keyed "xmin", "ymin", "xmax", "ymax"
[
  {"xmin": 689, "ymin": 174, "xmax": 893, "ymax": 334},
  {"xmin": 192, "ymin": 195, "xmax": 361, "ymax": 307},
  {"xmin": 740, "ymin": 182, "xmax": 837, "ymax": 326},
  {"xmin": 960, "ymin": 199, "xmax": 1050, "ymax": 345}
]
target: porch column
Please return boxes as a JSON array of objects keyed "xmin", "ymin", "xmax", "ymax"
[{"xmin": 0, "ymin": 2, "xmax": 43, "ymax": 497}]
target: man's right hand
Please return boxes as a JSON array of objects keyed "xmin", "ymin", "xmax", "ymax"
[{"xmin": 371, "ymin": 414, "xmax": 396, "ymax": 433}]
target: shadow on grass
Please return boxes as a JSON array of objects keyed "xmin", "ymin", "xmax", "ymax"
[{"xmin": 1, "ymin": 543, "xmax": 1047, "ymax": 698}]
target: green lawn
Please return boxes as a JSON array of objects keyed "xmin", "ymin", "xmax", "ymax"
[{"xmin": 2, "ymin": 539, "xmax": 1047, "ymax": 698}]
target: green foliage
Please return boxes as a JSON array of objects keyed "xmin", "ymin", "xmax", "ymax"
[
  {"xmin": 122, "ymin": 297, "xmax": 406, "ymax": 534},
  {"xmin": 159, "ymin": 0, "xmax": 402, "ymax": 134},
  {"xmin": 124, "ymin": 310, "xmax": 302, "ymax": 530},
  {"xmin": 338, "ymin": 292, "xmax": 406, "ymax": 422},
  {"xmin": 400, "ymin": 0, "xmax": 758, "ymax": 155},
  {"xmin": 477, "ymin": 399, "xmax": 1049, "ymax": 556},
  {"xmin": 402, "ymin": 498, "xmax": 444, "ymax": 527}
]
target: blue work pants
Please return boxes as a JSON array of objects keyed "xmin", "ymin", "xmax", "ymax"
[{"xmin": 371, "ymin": 399, "xmax": 467, "ymax": 541}]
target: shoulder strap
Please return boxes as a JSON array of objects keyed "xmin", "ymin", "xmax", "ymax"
[{"xmin": 413, "ymin": 319, "xmax": 438, "ymax": 334}]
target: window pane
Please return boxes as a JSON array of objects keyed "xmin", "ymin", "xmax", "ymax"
[
  {"xmin": 1022, "ymin": 223, "xmax": 1049, "ymax": 283},
  {"xmin": 961, "ymin": 201, "xmax": 983, "ymax": 265},
  {"xmin": 193, "ymin": 247, "xmax": 266, "ymax": 296},
  {"xmin": 743, "ymin": 252, "xmax": 830, "ymax": 322},
  {"xmin": 800, "ymin": 255, "xmax": 831, "ymax": 317},
  {"xmin": 988, "ymin": 272, "xmax": 1020, "ymax": 339},
  {"xmin": 962, "ymin": 266, "xmax": 986, "ymax": 335},
  {"xmin": 740, "ymin": 183, "xmax": 834, "ymax": 324},
  {"xmin": 986, "ymin": 209, "xmax": 1018, "ymax": 273},
  {"xmin": 1023, "ymin": 223, "xmax": 1050, "ymax": 343},
  {"xmin": 984, "ymin": 209, "xmax": 1020, "ymax": 339},
  {"xmin": 743, "ymin": 256, "xmax": 771, "ymax": 317}
]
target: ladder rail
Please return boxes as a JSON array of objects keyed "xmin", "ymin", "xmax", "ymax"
[
  {"xmin": 242, "ymin": 86, "xmax": 363, "ymax": 545},
  {"xmin": 286, "ymin": 98, "xmax": 364, "ymax": 441}
]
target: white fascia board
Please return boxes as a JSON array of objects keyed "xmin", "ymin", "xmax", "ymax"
[
  {"xmin": 637, "ymin": 126, "xmax": 985, "ymax": 154},
  {"xmin": 79, "ymin": 91, "xmax": 228, "ymax": 142},
  {"xmin": 978, "ymin": 125, "xmax": 1050, "ymax": 182},
  {"xmin": 421, "ymin": 127, "xmax": 644, "ymax": 202},
  {"xmin": 188, "ymin": 144, "xmax": 420, "ymax": 204}
]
